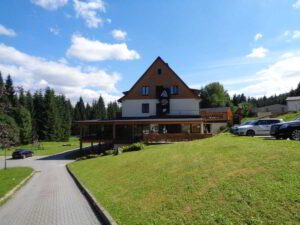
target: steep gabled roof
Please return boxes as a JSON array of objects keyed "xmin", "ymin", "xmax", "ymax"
[{"xmin": 118, "ymin": 56, "xmax": 200, "ymax": 102}]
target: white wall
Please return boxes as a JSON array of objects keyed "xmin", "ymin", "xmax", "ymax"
[
  {"xmin": 169, "ymin": 99, "xmax": 200, "ymax": 115},
  {"xmin": 287, "ymin": 101, "xmax": 300, "ymax": 111},
  {"xmin": 207, "ymin": 122, "xmax": 227, "ymax": 134},
  {"xmin": 122, "ymin": 99, "xmax": 200, "ymax": 117},
  {"xmin": 122, "ymin": 99, "xmax": 158, "ymax": 117}
]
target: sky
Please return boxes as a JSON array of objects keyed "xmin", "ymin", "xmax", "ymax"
[{"xmin": 0, "ymin": 0, "xmax": 300, "ymax": 104}]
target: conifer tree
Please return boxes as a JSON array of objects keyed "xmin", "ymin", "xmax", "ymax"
[
  {"xmin": 107, "ymin": 101, "xmax": 121, "ymax": 119},
  {"xmin": 44, "ymin": 88, "xmax": 59, "ymax": 141},
  {"xmin": 15, "ymin": 105, "xmax": 32, "ymax": 144},
  {"xmin": 33, "ymin": 90, "xmax": 46, "ymax": 140},
  {"xmin": 5, "ymin": 75, "xmax": 16, "ymax": 107}
]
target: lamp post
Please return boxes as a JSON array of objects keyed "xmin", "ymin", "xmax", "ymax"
[{"xmin": 4, "ymin": 146, "xmax": 7, "ymax": 170}]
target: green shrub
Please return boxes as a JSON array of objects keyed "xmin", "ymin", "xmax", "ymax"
[{"xmin": 122, "ymin": 142, "xmax": 144, "ymax": 153}]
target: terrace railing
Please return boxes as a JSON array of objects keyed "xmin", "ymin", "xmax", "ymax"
[{"xmin": 143, "ymin": 133, "xmax": 212, "ymax": 143}]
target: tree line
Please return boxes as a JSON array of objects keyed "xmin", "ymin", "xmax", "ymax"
[
  {"xmin": 0, "ymin": 72, "xmax": 121, "ymax": 147},
  {"xmin": 0, "ymin": 72, "xmax": 299, "ymax": 147},
  {"xmin": 200, "ymin": 81, "xmax": 300, "ymax": 117}
]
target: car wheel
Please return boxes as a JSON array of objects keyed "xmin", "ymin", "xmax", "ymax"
[
  {"xmin": 246, "ymin": 130, "xmax": 255, "ymax": 137},
  {"xmin": 290, "ymin": 129, "xmax": 300, "ymax": 141},
  {"xmin": 275, "ymin": 136, "xmax": 281, "ymax": 140}
]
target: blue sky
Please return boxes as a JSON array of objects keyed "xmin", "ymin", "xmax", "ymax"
[{"xmin": 0, "ymin": 0, "xmax": 300, "ymax": 104}]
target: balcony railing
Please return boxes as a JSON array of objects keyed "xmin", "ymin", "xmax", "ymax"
[
  {"xmin": 200, "ymin": 112, "xmax": 231, "ymax": 121},
  {"xmin": 143, "ymin": 133, "xmax": 212, "ymax": 143}
]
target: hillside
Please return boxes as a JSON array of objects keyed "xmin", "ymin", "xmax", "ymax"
[
  {"xmin": 69, "ymin": 135, "xmax": 300, "ymax": 225},
  {"xmin": 242, "ymin": 111, "xmax": 300, "ymax": 123}
]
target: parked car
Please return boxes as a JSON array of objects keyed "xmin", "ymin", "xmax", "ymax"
[
  {"xmin": 231, "ymin": 121, "xmax": 254, "ymax": 134},
  {"xmin": 270, "ymin": 120, "xmax": 300, "ymax": 140},
  {"xmin": 237, "ymin": 118, "xmax": 283, "ymax": 136},
  {"xmin": 12, "ymin": 149, "xmax": 33, "ymax": 159}
]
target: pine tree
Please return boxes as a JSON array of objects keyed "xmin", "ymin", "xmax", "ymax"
[
  {"xmin": 5, "ymin": 75, "xmax": 16, "ymax": 107},
  {"xmin": 18, "ymin": 87, "xmax": 26, "ymax": 106},
  {"xmin": 15, "ymin": 105, "xmax": 32, "ymax": 144},
  {"xmin": 55, "ymin": 95, "xmax": 72, "ymax": 141},
  {"xmin": 72, "ymin": 97, "xmax": 86, "ymax": 135},
  {"xmin": 33, "ymin": 90, "xmax": 46, "ymax": 140},
  {"xmin": 74, "ymin": 97, "xmax": 86, "ymax": 120},
  {"xmin": 107, "ymin": 101, "xmax": 121, "ymax": 119},
  {"xmin": 0, "ymin": 72, "xmax": 5, "ymax": 112},
  {"xmin": 86, "ymin": 103, "xmax": 92, "ymax": 120},
  {"xmin": 44, "ymin": 88, "xmax": 59, "ymax": 141}
]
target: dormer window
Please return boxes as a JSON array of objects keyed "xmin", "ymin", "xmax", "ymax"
[
  {"xmin": 170, "ymin": 85, "xmax": 178, "ymax": 95},
  {"xmin": 157, "ymin": 68, "xmax": 162, "ymax": 75},
  {"xmin": 141, "ymin": 86, "xmax": 149, "ymax": 96}
]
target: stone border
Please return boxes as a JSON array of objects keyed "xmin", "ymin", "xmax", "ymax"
[
  {"xmin": 0, "ymin": 170, "xmax": 35, "ymax": 205},
  {"xmin": 66, "ymin": 165, "xmax": 118, "ymax": 225}
]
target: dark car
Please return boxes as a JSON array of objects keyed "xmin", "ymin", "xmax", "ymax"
[
  {"xmin": 270, "ymin": 121, "xmax": 300, "ymax": 140},
  {"xmin": 12, "ymin": 149, "xmax": 33, "ymax": 159}
]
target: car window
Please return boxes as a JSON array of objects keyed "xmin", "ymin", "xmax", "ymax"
[
  {"xmin": 248, "ymin": 120, "xmax": 257, "ymax": 125},
  {"xmin": 257, "ymin": 120, "xmax": 268, "ymax": 125}
]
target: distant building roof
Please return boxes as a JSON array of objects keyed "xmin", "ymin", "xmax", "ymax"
[
  {"xmin": 199, "ymin": 107, "xmax": 231, "ymax": 113},
  {"xmin": 287, "ymin": 96, "xmax": 300, "ymax": 101}
]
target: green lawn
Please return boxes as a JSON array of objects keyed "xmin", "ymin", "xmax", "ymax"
[
  {"xmin": 0, "ymin": 137, "xmax": 89, "ymax": 156},
  {"xmin": 69, "ymin": 134, "xmax": 300, "ymax": 225},
  {"xmin": 0, "ymin": 167, "xmax": 33, "ymax": 200}
]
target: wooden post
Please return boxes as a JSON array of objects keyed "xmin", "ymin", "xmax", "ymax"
[
  {"xmin": 200, "ymin": 122, "xmax": 204, "ymax": 134},
  {"xmin": 80, "ymin": 126, "xmax": 83, "ymax": 151},
  {"xmin": 113, "ymin": 123, "xmax": 116, "ymax": 141},
  {"xmin": 132, "ymin": 125, "xmax": 134, "ymax": 143}
]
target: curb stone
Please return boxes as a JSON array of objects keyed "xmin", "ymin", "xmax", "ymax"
[
  {"xmin": 0, "ymin": 170, "xmax": 35, "ymax": 205},
  {"xmin": 66, "ymin": 165, "xmax": 118, "ymax": 225}
]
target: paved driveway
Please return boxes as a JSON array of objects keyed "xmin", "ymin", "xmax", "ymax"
[{"xmin": 0, "ymin": 151, "xmax": 103, "ymax": 225}]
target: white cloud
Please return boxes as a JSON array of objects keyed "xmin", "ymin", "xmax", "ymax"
[
  {"xmin": 67, "ymin": 34, "xmax": 140, "ymax": 61},
  {"xmin": 31, "ymin": 0, "xmax": 68, "ymax": 10},
  {"xmin": 254, "ymin": 33, "xmax": 263, "ymax": 41},
  {"xmin": 112, "ymin": 29, "xmax": 127, "ymax": 41},
  {"xmin": 246, "ymin": 47, "xmax": 269, "ymax": 59},
  {"xmin": 292, "ymin": 30, "xmax": 300, "ymax": 39},
  {"xmin": 0, "ymin": 43, "xmax": 121, "ymax": 104},
  {"xmin": 293, "ymin": 0, "xmax": 300, "ymax": 9},
  {"xmin": 227, "ymin": 54, "xmax": 300, "ymax": 97},
  {"xmin": 73, "ymin": 0, "xmax": 105, "ymax": 28},
  {"xmin": 280, "ymin": 30, "xmax": 300, "ymax": 40},
  {"xmin": 0, "ymin": 24, "xmax": 16, "ymax": 37},
  {"xmin": 49, "ymin": 27, "xmax": 60, "ymax": 35}
]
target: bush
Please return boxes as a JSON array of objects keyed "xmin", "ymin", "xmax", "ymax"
[{"xmin": 122, "ymin": 142, "xmax": 144, "ymax": 153}]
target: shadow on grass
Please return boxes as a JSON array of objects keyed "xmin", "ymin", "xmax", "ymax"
[{"xmin": 37, "ymin": 147, "xmax": 94, "ymax": 161}]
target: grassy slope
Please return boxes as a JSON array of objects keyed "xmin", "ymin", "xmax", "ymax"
[
  {"xmin": 278, "ymin": 111, "xmax": 300, "ymax": 121},
  {"xmin": 0, "ymin": 167, "xmax": 33, "ymax": 199},
  {"xmin": 0, "ymin": 137, "xmax": 89, "ymax": 156},
  {"xmin": 242, "ymin": 111, "xmax": 300, "ymax": 123},
  {"xmin": 69, "ymin": 134, "xmax": 300, "ymax": 225}
]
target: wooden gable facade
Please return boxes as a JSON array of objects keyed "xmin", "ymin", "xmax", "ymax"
[{"xmin": 119, "ymin": 57, "xmax": 200, "ymax": 102}]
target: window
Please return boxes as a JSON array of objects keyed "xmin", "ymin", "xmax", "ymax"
[
  {"xmin": 170, "ymin": 85, "xmax": 179, "ymax": 95},
  {"xmin": 157, "ymin": 68, "xmax": 162, "ymax": 75},
  {"xmin": 141, "ymin": 86, "xmax": 149, "ymax": 96},
  {"xmin": 142, "ymin": 103, "xmax": 149, "ymax": 113}
]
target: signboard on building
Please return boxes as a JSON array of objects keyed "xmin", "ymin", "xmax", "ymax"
[{"xmin": 157, "ymin": 88, "xmax": 170, "ymax": 115}]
